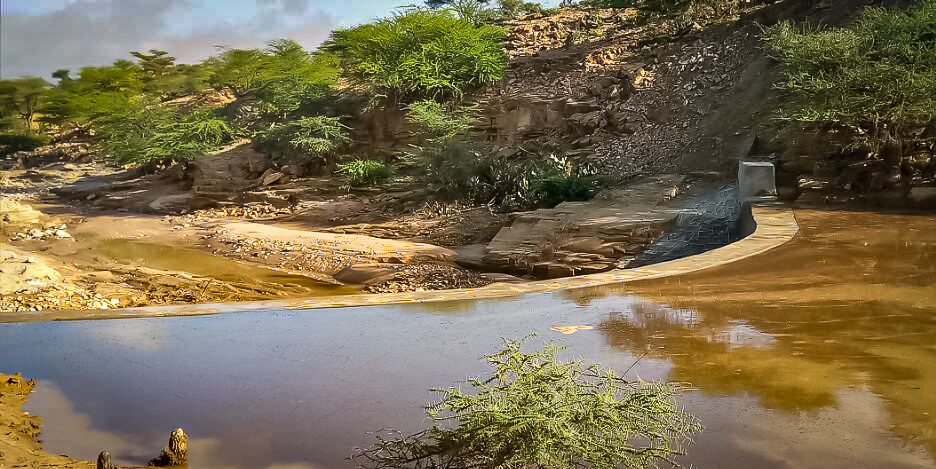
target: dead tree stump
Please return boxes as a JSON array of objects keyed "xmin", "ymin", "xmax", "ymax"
[{"xmin": 148, "ymin": 428, "xmax": 188, "ymax": 466}]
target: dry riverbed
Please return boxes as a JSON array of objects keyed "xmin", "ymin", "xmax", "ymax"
[{"xmin": 0, "ymin": 193, "xmax": 502, "ymax": 312}]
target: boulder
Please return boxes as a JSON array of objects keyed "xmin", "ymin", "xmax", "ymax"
[
  {"xmin": 532, "ymin": 262, "xmax": 574, "ymax": 279},
  {"xmin": 332, "ymin": 264, "xmax": 396, "ymax": 285}
]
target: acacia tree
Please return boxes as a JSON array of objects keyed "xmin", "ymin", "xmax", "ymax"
[
  {"xmin": 354, "ymin": 336, "xmax": 701, "ymax": 469},
  {"xmin": 246, "ymin": 39, "xmax": 347, "ymax": 164},
  {"xmin": 764, "ymin": 0, "xmax": 936, "ymax": 158},
  {"xmin": 0, "ymin": 77, "xmax": 50, "ymax": 133},
  {"xmin": 130, "ymin": 48, "xmax": 178, "ymax": 97},
  {"xmin": 37, "ymin": 59, "xmax": 145, "ymax": 131},
  {"xmin": 208, "ymin": 48, "xmax": 267, "ymax": 97},
  {"xmin": 253, "ymin": 39, "xmax": 337, "ymax": 118}
]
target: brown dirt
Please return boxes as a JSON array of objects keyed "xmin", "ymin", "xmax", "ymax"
[{"xmin": 0, "ymin": 373, "xmax": 92, "ymax": 469}]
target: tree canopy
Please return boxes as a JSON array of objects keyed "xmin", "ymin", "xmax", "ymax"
[
  {"xmin": 8, "ymin": 5, "xmax": 510, "ymax": 166},
  {"xmin": 0, "ymin": 77, "xmax": 51, "ymax": 133},
  {"xmin": 326, "ymin": 9, "xmax": 506, "ymax": 102},
  {"xmin": 764, "ymin": 0, "xmax": 936, "ymax": 154}
]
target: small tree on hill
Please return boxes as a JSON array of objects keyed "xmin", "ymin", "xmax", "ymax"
[
  {"xmin": 0, "ymin": 77, "xmax": 50, "ymax": 133},
  {"xmin": 208, "ymin": 48, "xmax": 267, "ymax": 97},
  {"xmin": 131, "ymin": 48, "xmax": 176, "ymax": 96},
  {"xmin": 326, "ymin": 9, "xmax": 506, "ymax": 103}
]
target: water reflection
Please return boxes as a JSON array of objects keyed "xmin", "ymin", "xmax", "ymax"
[
  {"xmin": 2, "ymin": 209, "xmax": 935, "ymax": 468},
  {"xmin": 684, "ymin": 389, "xmax": 933, "ymax": 469},
  {"xmin": 593, "ymin": 209, "xmax": 936, "ymax": 455},
  {"xmin": 4, "ymin": 297, "xmax": 626, "ymax": 468}
]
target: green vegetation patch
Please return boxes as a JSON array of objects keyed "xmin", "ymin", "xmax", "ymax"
[
  {"xmin": 764, "ymin": 0, "xmax": 936, "ymax": 156},
  {"xmin": 326, "ymin": 9, "xmax": 506, "ymax": 102},
  {"xmin": 0, "ymin": 133, "xmax": 52, "ymax": 157},
  {"xmin": 354, "ymin": 336, "xmax": 701, "ymax": 469},
  {"xmin": 418, "ymin": 143, "xmax": 606, "ymax": 210},
  {"xmin": 337, "ymin": 159, "xmax": 396, "ymax": 185}
]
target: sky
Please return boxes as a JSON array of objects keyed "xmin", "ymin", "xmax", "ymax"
[{"xmin": 0, "ymin": 0, "xmax": 555, "ymax": 80}]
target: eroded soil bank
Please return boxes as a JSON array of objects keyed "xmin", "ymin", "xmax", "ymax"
[{"xmin": 0, "ymin": 373, "xmax": 91, "ymax": 469}]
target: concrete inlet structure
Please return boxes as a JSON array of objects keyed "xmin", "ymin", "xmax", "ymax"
[{"xmin": 739, "ymin": 161, "xmax": 777, "ymax": 203}]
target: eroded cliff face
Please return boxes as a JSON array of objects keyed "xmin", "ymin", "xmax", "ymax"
[
  {"xmin": 344, "ymin": 5, "xmax": 777, "ymax": 181},
  {"xmin": 345, "ymin": 0, "xmax": 934, "ymax": 209}
]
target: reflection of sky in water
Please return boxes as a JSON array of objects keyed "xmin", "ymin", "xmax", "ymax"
[
  {"xmin": 3, "ymin": 283, "xmax": 934, "ymax": 468},
  {"xmin": 605, "ymin": 299, "xmax": 776, "ymax": 350},
  {"xmin": 5, "ymin": 294, "xmax": 655, "ymax": 468},
  {"xmin": 78, "ymin": 320, "xmax": 170, "ymax": 352},
  {"xmin": 716, "ymin": 320, "xmax": 776, "ymax": 350},
  {"xmin": 607, "ymin": 299, "xmax": 701, "ymax": 327}
]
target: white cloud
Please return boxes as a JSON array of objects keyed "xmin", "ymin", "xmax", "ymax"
[{"xmin": 0, "ymin": 0, "xmax": 335, "ymax": 79}]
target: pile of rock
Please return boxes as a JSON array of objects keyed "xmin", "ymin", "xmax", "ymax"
[
  {"xmin": 590, "ymin": 29, "xmax": 762, "ymax": 176},
  {"xmin": 356, "ymin": 263, "xmax": 494, "ymax": 293},
  {"xmin": 503, "ymin": 8, "xmax": 638, "ymax": 57},
  {"xmin": 178, "ymin": 202, "xmax": 292, "ymax": 221},
  {"xmin": 0, "ymin": 285, "xmax": 116, "ymax": 312},
  {"xmin": 12, "ymin": 225, "xmax": 72, "ymax": 241},
  {"xmin": 4, "ymin": 142, "xmax": 99, "ymax": 170}
]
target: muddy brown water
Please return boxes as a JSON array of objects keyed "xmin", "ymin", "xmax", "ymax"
[
  {"xmin": 94, "ymin": 238, "xmax": 355, "ymax": 296},
  {"xmin": 1, "ymin": 209, "xmax": 935, "ymax": 468}
]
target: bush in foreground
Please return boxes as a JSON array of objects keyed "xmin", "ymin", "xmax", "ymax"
[{"xmin": 354, "ymin": 336, "xmax": 701, "ymax": 469}]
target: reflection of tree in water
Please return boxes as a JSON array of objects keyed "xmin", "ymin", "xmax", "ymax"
[
  {"xmin": 600, "ymin": 299, "xmax": 852, "ymax": 412},
  {"xmin": 598, "ymin": 288, "xmax": 936, "ymax": 458},
  {"xmin": 574, "ymin": 209, "xmax": 936, "ymax": 457}
]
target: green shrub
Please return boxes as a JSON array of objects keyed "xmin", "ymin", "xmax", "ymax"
[
  {"xmin": 418, "ymin": 144, "xmax": 605, "ymax": 210},
  {"xmin": 93, "ymin": 96, "xmax": 174, "ymax": 164},
  {"xmin": 407, "ymin": 100, "xmax": 477, "ymax": 141},
  {"xmin": 93, "ymin": 97, "xmax": 237, "ymax": 164},
  {"xmin": 0, "ymin": 133, "xmax": 52, "ymax": 157},
  {"xmin": 254, "ymin": 115, "xmax": 349, "ymax": 160},
  {"xmin": 252, "ymin": 39, "xmax": 338, "ymax": 118},
  {"xmin": 448, "ymin": 0, "xmax": 500, "ymax": 25},
  {"xmin": 763, "ymin": 0, "xmax": 936, "ymax": 155},
  {"xmin": 417, "ymin": 142, "xmax": 533, "ymax": 209},
  {"xmin": 498, "ymin": 0, "xmax": 525, "ymax": 18},
  {"xmin": 337, "ymin": 159, "xmax": 396, "ymax": 185},
  {"xmin": 144, "ymin": 109, "xmax": 239, "ymax": 161},
  {"xmin": 354, "ymin": 336, "xmax": 701, "ymax": 469},
  {"xmin": 326, "ymin": 9, "xmax": 506, "ymax": 102},
  {"xmin": 529, "ymin": 154, "xmax": 604, "ymax": 208}
]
